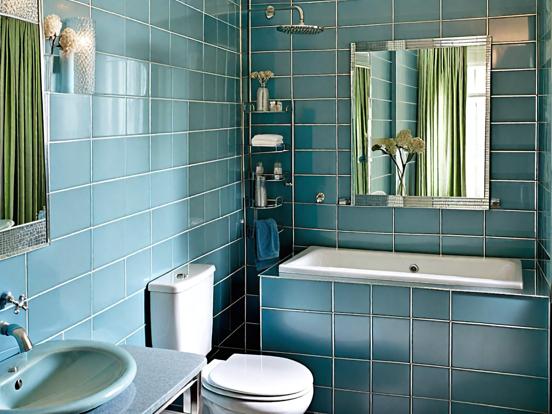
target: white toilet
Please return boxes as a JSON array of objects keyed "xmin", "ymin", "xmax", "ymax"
[{"xmin": 148, "ymin": 264, "xmax": 314, "ymax": 414}]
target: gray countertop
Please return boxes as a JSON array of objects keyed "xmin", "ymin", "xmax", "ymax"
[{"xmin": 89, "ymin": 346, "xmax": 206, "ymax": 414}]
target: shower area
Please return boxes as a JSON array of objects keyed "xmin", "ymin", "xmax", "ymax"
[{"xmin": 243, "ymin": 3, "xmax": 325, "ymax": 352}]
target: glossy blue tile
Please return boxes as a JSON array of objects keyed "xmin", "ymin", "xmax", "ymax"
[
  {"xmin": 92, "ymin": 261, "xmax": 125, "ymax": 312},
  {"xmin": 262, "ymin": 278, "xmax": 332, "ymax": 311},
  {"xmin": 49, "ymin": 186, "xmax": 91, "ymax": 238},
  {"xmin": 338, "ymin": 206, "xmax": 393, "ymax": 233},
  {"xmin": 372, "ymin": 286, "xmax": 410, "ymax": 316},
  {"xmin": 490, "ymin": 0, "xmax": 536, "ymax": 15},
  {"xmin": 441, "ymin": 210, "xmax": 484, "ymax": 236},
  {"xmin": 334, "ymin": 283, "xmax": 371, "ymax": 314},
  {"xmin": 413, "ymin": 320, "xmax": 449, "ymax": 366},
  {"xmin": 373, "ymin": 362, "xmax": 410, "ymax": 395},
  {"xmin": 442, "ymin": 0, "xmax": 487, "ymax": 18},
  {"xmin": 395, "ymin": 208, "xmax": 440, "ymax": 234},
  {"xmin": 335, "ymin": 359, "xmax": 370, "ymax": 392},
  {"xmin": 92, "ymin": 293, "xmax": 144, "ymax": 343},
  {"xmin": 373, "ymin": 317, "xmax": 410, "ymax": 362},
  {"xmin": 413, "ymin": 366, "xmax": 449, "ymax": 399},
  {"xmin": 452, "ymin": 292, "xmax": 548, "ymax": 328},
  {"xmin": 272, "ymin": 353, "xmax": 332, "ymax": 388},
  {"xmin": 335, "ymin": 390, "xmax": 370, "ymax": 414},
  {"xmin": 49, "ymin": 141, "xmax": 91, "ymax": 191},
  {"xmin": 49, "ymin": 94, "xmax": 91, "ymax": 141},
  {"xmin": 492, "ymin": 43, "xmax": 536, "ymax": 69},
  {"xmin": 452, "ymin": 323, "xmax": 547, "ymax": 376},
  {"xmin": 395, "ymin": 0, "xmax": 440, "ymax": 21},
  {"xmin": 262, "ymin": 309, "xmax": 332, "ymax": 356},
  {"xmin": 412, "ymin": 288, "xmax": 450, "ymax": 320},
  {"xmin": 395, "ymin": 234, "xmax": 441, "ymax": 254},
  {"xmin": 452, "ymin": 370, "xmax": 548, "ymax": 412},
  {"xmin": 335, "ymin": 314, "xmax": 371, "ymax": 359},
  {"xmin": 92, "ymin": 96, "xmax": 126, "ymax": 137}
]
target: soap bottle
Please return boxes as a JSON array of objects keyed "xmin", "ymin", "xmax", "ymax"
[
  {"xmin": 255, "ymin": 162, "xmax": 267, "ymax": 207},
  {"xmin": 273, "ymin": 161, "xmax": 283, "ymax": 180}
]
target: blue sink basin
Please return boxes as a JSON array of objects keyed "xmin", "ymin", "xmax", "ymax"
[{"xmin": 0, "ymin": 340, "xmax": 137, "ymax": 413}]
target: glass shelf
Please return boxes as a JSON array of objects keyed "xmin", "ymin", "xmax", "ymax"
[
  {"xmin": 250, "ymin": 172, "xmax": 288, "ymax": 182},
  {"xmin": 250, "ymin": 144, "xmax": 289, "ymax": 155},
  {"xmin": 243, "ymin": 102, "xmax": 291, "ymax": 113},
  {"xmin": 250, "ymin": 197, "xmax": 283, "ymax": 210}
]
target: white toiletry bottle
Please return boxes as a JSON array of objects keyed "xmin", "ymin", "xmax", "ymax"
[
  {"xmin": 255, "ymin": 162, "xmax": 268, "ymax": 207},
  {"xmin": 273, "ymin": 161, "xmax": 283, "ymax": 180}
]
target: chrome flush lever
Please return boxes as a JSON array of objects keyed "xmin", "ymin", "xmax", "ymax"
[{"xmin": 0, "ymin": 292, "xmax": 29, "ymax": 315}]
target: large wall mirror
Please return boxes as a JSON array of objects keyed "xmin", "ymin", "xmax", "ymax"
[
  {"xmin": 0, "ymin": 0, "xmax": 49, "ymax": 259},
  {"xmin": 351, "ymin": 36, "xmax": 491, "ymax": 209}
]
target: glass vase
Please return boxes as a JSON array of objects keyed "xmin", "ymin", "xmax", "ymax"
[
  {"xmin": 60, "ymin": 53, "xmax": 74, "ymax": 93},
  {"xmin": 43, "ymin": 54, "xmax": 54, "ymax": 92}
]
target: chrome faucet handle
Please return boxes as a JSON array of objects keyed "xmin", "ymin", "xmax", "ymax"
[{"xmin": 0, "ymin": 292, "xmax": 29, "ymax": 315}]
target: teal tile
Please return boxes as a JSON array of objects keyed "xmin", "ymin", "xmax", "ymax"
[
  {"xmin": 262, "ymin": 309, "xmax": 332, "ymax": 356},
  {"xmin": 93, "ymin": 9, "xmax": 125, "ymax": 56},
  {"xmin": 50, "ymin": 141, "xmax": 91, "ymax": 191},
  {"xmin": 442, "ymin": 0, "xmax": 487, "ymax": 18},
  {"xmin": 452, "ymin": 292, "xmax": 548, "ymax": 328},
  {"xmin": 295, "ymin": 100, "xmax": 336, "ymax": 124},
  {"xmin": 50, "ymin": 186, "xmax": 91, "ymax": 238},
  {"xmin": 373, "ymin": 286, "xmax": 410, "ymax": 316},
  {"xmin": 492, "ymin": 70, "xmax": 536, "ymax": 95},
  {"xmin": 413, "ymin": 366, "xmax": 449, "ymax": 399},
  {"xmin": 373, "ymin": 317, "xmax": 410, "ymax": 362},
  {"xmin": 335, "ymin": 283, "xmax": 371, "ymax": 314},
  {"xmin": 92, "ymin": 139, "xmax": 125, "ymax": 182},
  {"xmin": 492, "ymin": 44, "xmax": 535, "ymax": 69},
  {"xmin": 489, "ymin": 0, "xmax": 536, "ymax": 16},
  {"xmin": 395, "ymin": 22, "xmax": 440, "ymax": 40},
  {"xmin": 338, "ymin": 206, "xmax": 393, "ymax": 232},
  {"xmin": 335, "ymin": 314, "xmax": 371, "ymax": 359},
  {"xmin": 95, "ymin": 54, "xmax": 126, "ymax": 96},
  {"xmin": 451, "ymin": 402, "xmax": 539, "ymax": 414},
  {"xmin": 373, "ymin": 362, "xmax": 410, "ymax": 395},
  {"xmin": 395, "ymin": 208, "xmax": 440, "ymax": 234},
  {"xmin": 335, "ymin": 359, "xmax": 370, "ymax": 392},
  {"xmin": 338, "ymin": 232, "xmax": 394, "ymax": 251},
  {"xmin": 295, "ymin": 176, "xmax": 337, "ymax": 204},
  {"xmin": 338, "ymin": 0, "xmax": 392, "ymax": 25},
  {"xmin": 338, "ymin": 25, "xmax": 393, "ymax": 48},
  {"xmin": 413, "ymin": 320, "xmax": 449, "ymax": 366},
  {"xmin": 293, "ymin": 51, "xmax": 335, "ymax": 76},
  {"xmin": 491, "ymin": 152, "xmax": 535, "ymax": 180},
  {"xmin": 442, "ymin": 19, "xmax": 487, "ymax": 37},
  {"xmin": 442, "ymin": 210, "xmax": 484, "ymax": 235},
  {"xmin": 335, "ymin": 390, "xmax": 370, "ymax": 414},
  {"xmin": 486, "ymin": 211, "xmax": 535, "ymax": 238},
  {"xmin": 491, "ymin": 181, "xmax": 535, "ymax": 210},
  {"xmin": 92, "ymin": 96, "xmax": 126, "ymax": 137},
  {"xmin": 295, "ymin": 204, "xmax": 336, "ymax": 230},
  {"xmin": 412, "ymin": 288, "xmax": 450, "ymax": 320},
  {"xmin": 442, "ymin": 236, "xmax": 485, "ymax": 256},
  {"xmin": 492, "ymin": 97, "xmax": 535, "ymax": 122},
  {"xmin": 485, "ymin": 237, "xmax": 535, "ymax": 259},
  {"xmin": 271, "ymin": 353, "xmax": 332, "ymax": 388},
  {"xmin": 452, "ymin": 323, "xmax": 547, "ymax": 376},
  {"xmin": 413, "ymin": 398, "xmax": 449, "ymax": 414},
  {"xmin": 295, "ymin": 228, "xmax": 336, "ymax": 247},
  {"xmin": 261, "ymin": 278, "xmax": 332, "ymax": 312},
  {"xmin": 491, "ymin": 124, "xmax": 535, "ymax": 151},
  {"xmin": 124, "ymin": 0, "xmax": 149, "ymax": 22},
  {"xmin": 395, "ymin": 0, "xmax": 440, "ymax": 21},
  {"xmin": 452, "ymin": 370, "xmax": 548, "ymax": 412},
  {"xmin": 126, "ymin": 60, "xmax": 149, "ymax": 97},
  {"xmin": 372, "ymin": 395, "xmax": 409, "ymax": 414}
]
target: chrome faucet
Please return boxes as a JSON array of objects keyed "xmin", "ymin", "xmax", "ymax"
[{"xmin": 0, "ymin": 322, "xmax": 33, "ymax": 353}]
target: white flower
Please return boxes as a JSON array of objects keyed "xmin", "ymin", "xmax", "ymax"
[
  {"xmin": 395, "ymin": 129, "xmax": 413, "ymax": 148},
  {"xmin": 44, "ymin": 14, "xmax": 62, "ymax": 39},
  {"xmin": 250, "ymin": 70, "xmax": 274, "ymax": 86},
  {"xmin": 59, "ymin": 27, "xmax": 78, "ymax": 55},
  {"xmin": 409, "ymin": 137, "xmax": 425, "ymax": 154}
]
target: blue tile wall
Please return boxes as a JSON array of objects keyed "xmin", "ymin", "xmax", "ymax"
[
  {"xmin": 261, "ymin": 276, "xmax": 550, "ymax": 414},
  {"xmin": 245, "ymin": 0, "xmax": 550, "ymax": 353},
  {"xmin": 0, "ymin": 0, "xmax": 244, "ymax": 361}
]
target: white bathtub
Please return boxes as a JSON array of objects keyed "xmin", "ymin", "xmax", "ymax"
[{"xmin": 279, "ymin": 246, "xmax": 523, "ymax": 290}]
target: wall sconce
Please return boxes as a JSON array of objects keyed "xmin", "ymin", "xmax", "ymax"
[{"xmin": 65, "ymin": 17, "xmax": 95, "ymax": 95}]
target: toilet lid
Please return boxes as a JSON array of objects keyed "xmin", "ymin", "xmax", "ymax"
[{"xmin": 206, "ymin": 354, "xmax": 313, "ymax": 397}]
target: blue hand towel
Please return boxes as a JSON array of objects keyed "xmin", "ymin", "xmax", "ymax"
[{"xmin": 255, "ymin": 219, "xmax": 280, "ymax": 270}]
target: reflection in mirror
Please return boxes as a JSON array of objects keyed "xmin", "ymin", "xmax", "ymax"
[
  {"xmin": 351, "ymin": 37, "xmax": 490, "ymax": 209},
  {"xmin": 0, "ymin": 1, "xmax": 49, "ymax": 258}
]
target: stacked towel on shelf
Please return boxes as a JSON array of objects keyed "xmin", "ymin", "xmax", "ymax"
[{"xmin": 252, "ymin": 134, "xmax": 283, "ymax": 147}]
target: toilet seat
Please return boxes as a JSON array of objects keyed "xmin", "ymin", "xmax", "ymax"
[{"xmin": 202, "ymin": 354, "xmax": 313, "ymax": 402}]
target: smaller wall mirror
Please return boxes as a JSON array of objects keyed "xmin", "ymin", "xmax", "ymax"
[
  {"xmin": 0, "ymin": 0, "xmax": 49, "ymax": 259},
  {"xmin": 351, "ymin": 36, "xmax": 491, "ymax": 209}
]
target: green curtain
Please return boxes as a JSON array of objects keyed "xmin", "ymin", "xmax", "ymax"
[
  {"xmin": 0, "ymin": 16, "xmax": 46, "ymax": 225},
  {"xmin": 353, "ymin": 66, "xmax": 370, "ymax": 195},
  {"xmin": 416, "ymin": 47, "xmax": 467, "ymax": 197}
]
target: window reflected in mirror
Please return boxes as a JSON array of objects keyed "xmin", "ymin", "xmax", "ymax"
[{"xmin": 351, "ymin": 37, "xmax": 490, "ymax": 209}]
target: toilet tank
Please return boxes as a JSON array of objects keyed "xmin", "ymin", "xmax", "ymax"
[{"xmin": 149, "ymin": 264, "xmax": 215, "ymax": 356}]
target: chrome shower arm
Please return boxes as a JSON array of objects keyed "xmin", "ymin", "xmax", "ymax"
[{"xmin": 260, "ymin": 4, "xmax": 306, "ymax": 25}]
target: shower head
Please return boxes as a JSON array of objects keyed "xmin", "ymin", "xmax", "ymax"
[
  {"xmin": 277, "ymin": 23, "xmax": 324, "ymax": 35},
  {"xmin": 265, "ymin": 4, "xmax": 325, "ymax": 35}
]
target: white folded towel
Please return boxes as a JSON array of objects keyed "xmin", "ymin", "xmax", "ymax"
[{"xmin": 252, "ymin": 134, "xmax": 284, "ymax": 147}]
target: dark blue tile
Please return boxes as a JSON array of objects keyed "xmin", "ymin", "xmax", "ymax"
[
  {"xmin": 412, "ymin": 288, "xmax": 450, "ymax": 320},
  {"xmin": 373, "ymin": 362, "xmax": 410, "ymax": 395},
  {"xmin": 335, "ymin": 283, "xmax": 371, "ymax": 314},
  {"xmin": 335, "ymin": 359, "xmax": 370, "ymax": 392},
  {"xmin": 335, "ymin": 390, "xmax": 370, "ymax": 414},
  {"xmin": 262, "ymin": 309, "xmax": 332, "ymax": 356},
  {"xmin": 267, "ymin": 353, "xmax": 332, "ymax": 388},
  {"xmin": 452, "ymin": 324, "xmax": 548, "ymax": 377},
  {"xmin": 441, "ymin": 210, "xmax": 484, "ymax": 236},
  {"xmin": 338, "ymin": 232, "xmax": 394, "ymax": 251},
  {"xmin": 373, "ymin": 317, "xmax": 410, "ymax": 362},
  {"xmin": 452, "ymin": 370, "xmax": 548, "ymax": 412},
  {"xmin": 395, "ymin": 208, "xmax": 440, "ymax": 234},
  {"xmin": 373, "ymin": 286, "xmax": 410, "ymax": 316},
  {"xmin": 413, "ymin": 320, "xmax": 449, "ymax": 366},
  {"xmin": 309, "ymin": 386, "xmax": 332, "ymax": 414},
  {"xmin": 451, "ymin": 402, "xmax": 538, "ymax": 414},
  {"xmin": 335, "ymin": 314, "xmax": 371, "ymax": 359},
  {"xmin": 413, "ymin": 366, "xmax": 449, "ymax": 399},
  {"xmin": 413, "ymin": 398, "xmax": 449, "ymax": 414},
  {"xmin": 395, "ymin": 234, "xmax": 440, "ymax": 254},
  {"xmin": 262, "ymin": 278, "xmax": 332, "ymax": 312},
  {"xmin": 452, "ymin": 292, "xmax": 548, "ymax": 328},
  {"xmin": 372, "ymin": 394, "xmax": 410, "ymax": 414},
  {"xmin": 338, "ymin": 206, "xmax": 393, "ymax": 233}
]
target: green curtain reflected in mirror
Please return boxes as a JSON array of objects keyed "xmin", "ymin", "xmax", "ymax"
[
  {"xmin": 353, "ymin": 65, "xmax": 370, "ymax": 195},
  {"xmin": 416, "ymin": 47, "xmax": 467, "ymax": 197},
  {"xmin": 0, "ymin": 16, "xmax": 46, "ymax": 226}
]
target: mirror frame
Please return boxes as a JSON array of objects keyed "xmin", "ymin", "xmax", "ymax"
[
  {"xmin": 350, "ymin": 36, "xmax": 492, "ymax": 210},
  {"xmin": 0, "ymin": 0, "xmax": 50, "ymax": 260}
]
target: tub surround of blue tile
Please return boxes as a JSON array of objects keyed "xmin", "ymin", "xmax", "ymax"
[
  {"xmin": 1, "ymin": 0, "xmax": 243, "ymax": 361},
  {"xmin": 260, "ymin": 275, "xmax": 549, "ymax": 414}
]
